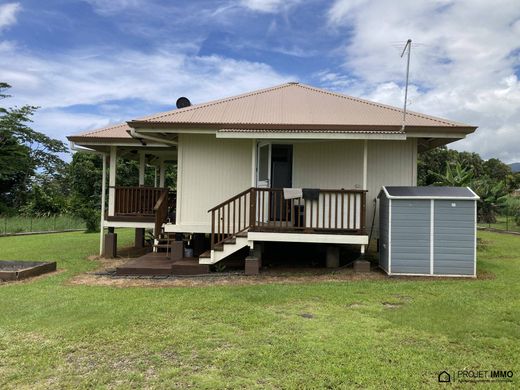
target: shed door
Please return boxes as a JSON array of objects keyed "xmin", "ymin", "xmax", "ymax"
[
  {"xmin": 433, "ymin": 200, "xmax": 475, "ymax": 276},
  {"xmin": 391, "ymin": 200, "xmax": 431, "ymax": 274}
]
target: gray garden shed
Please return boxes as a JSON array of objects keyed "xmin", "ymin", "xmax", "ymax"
[{"xmin": 378, "ymin": 186, "xmax": 479, "ymax": 277}]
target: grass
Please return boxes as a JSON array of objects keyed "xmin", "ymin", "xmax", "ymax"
[
  {"xmin": 0, "ymin": 214, "xmax": 85, "ymax": 235},
  {"xmin": 478, "ymin": 215, "xmax": 520, "ymax": 233},
  {"xmin": 0, "ymin": 230, "xmax": 519, "ymax": 388}
]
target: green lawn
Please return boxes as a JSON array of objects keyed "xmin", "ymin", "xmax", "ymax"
[{"xmin": 0, "ymin": 231, "xmax": 519, "ymax": 389}]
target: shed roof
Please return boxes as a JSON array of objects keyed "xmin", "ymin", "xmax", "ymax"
[{"xmin": 381, "ymin": 186, "xmax": 479, "ymax": 199}]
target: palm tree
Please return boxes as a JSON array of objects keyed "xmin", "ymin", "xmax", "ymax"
[
  {"xmin": 474, "ymin": 180, "xmax": 508, "ymax": 223},
  {"xmin": 429, "ymin": 162, "xmax": 474, "ymax": 187}
]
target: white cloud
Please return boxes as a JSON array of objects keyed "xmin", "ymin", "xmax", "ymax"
[
  {"xmin": 82, "ymin": 0, "xmax": 142, "ymax": 15},
  {"xmin": 0, "ymin": 43, "xmax": 291, "ymax": 141},
  {"xmin": 0, "ymin": 2, "xmax": 21, "ymax": 31},
  {"xmin": 327, "ymin": 0, "xmax": 520, "ymax": 162},
  {"xmin": 239, "ymin": 0, "xmax": 302, "ymax": 13}
]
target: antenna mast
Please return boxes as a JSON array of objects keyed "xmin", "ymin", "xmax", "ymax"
[{"xmin": 400, "ymin": 39, "xmax": 412, "ymax": 130}]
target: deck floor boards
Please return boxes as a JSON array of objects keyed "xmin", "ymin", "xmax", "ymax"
[{"xmin": 116, "ymin": 252, "xmax": 209, "ymax": 276}]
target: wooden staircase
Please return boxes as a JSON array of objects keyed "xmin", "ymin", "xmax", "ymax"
[{"xmin": 198, "ymin": 231, "xmax": 250, "ymax": 265}]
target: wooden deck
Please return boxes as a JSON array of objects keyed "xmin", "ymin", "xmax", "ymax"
[{"xmin": 116, "ymin": 252, "xmax": 209, "ymax": 276}]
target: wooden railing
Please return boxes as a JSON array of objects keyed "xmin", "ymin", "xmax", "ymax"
[
  {"xmin": 253, "ymin": 188, "xmax": 367, "ymax": 232},
  {"xmin": 209, "ymin": 187, "xmax": 366, "ymax": 249},
  {"xmin": 113, "ymin": 186, "xmax": 168, "ymax": 216},
  {"xmin": 209, "ymin": 188, "xmax": 253, "ymax": 249}
]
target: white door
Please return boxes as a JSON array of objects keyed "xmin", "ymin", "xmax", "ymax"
[
  {"xmin": 256, "ymin": 142, "xmax": 271, "ymax": 188},
  {"xmin": 256, "ymin": 142, "xmax": 271, "ymax": 224}
]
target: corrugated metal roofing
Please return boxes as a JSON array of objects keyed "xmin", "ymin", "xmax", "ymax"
[
  {"xmin": 129, "ymin": 82, "xmax": 473, "ymax": 129},
  {"xmin": 383, "ymin": 186, "xmax": 479, "ymax": 199},
  {"xmin": 68, "ymin": 82, "xmax": 477, "ymax": 142},
  {"xmin": 69, "ymin": 122, "xmax": 133, "ymax": 141}
]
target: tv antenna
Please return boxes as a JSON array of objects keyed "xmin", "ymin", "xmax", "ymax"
[{"xmin": 400, "ymin": 39, "xmax": 412, "ymax": 130}]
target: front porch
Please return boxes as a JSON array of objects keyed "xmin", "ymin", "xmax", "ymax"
[{"xmin": 201, "ymin": 187, "xmax": 368, "ymax": 264}]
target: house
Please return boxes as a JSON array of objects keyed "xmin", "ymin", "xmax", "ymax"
[{"xmin": 67, "ymin": 82, "xmax": 477, "ymax": 273}]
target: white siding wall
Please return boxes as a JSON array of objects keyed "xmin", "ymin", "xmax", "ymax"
[
  {"xmin": 177, "ymin": 134, "xmax": 252, "ymax": 228},
  {"xmin": 176, "ymin": 136, "xmax": 416, "ymax": 235},
  {"xmin": 292, "ymin": 139, "xmax": 416, "ymax": 238},
  {"xmin": 292, "ymin": 141, "xmax": 364, "ymax": 188},
  {"xmin": 368, "ymin": 139, "xmax": 417, "ymax": 237}
]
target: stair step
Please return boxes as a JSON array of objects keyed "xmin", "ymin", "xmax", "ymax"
[
  {"xmin": 236, "ymin": 232, "xmax": 248, "ymax": 238},
  {"xmin": 199, "ymin": 250, "xmax": 211, "ymax": 259},
  {"xmin": 214, "ymin": 245, "xmax": 224, "ymax": 252},
  {"xmin": 223, "ymin": 238, "xmax": 236, "ymax": 245}
]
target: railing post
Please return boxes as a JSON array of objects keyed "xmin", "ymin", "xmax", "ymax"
[
  {"xmin": 249, "ymin": 188, "xmax": 256, "ymax": 229},
  {"xmin": 361, "ymin": 191, "xmax": 366, "ymax": 232},
  {"xmin": 211, "ymin": 210, "xmax": 215, "ymax": 250}
]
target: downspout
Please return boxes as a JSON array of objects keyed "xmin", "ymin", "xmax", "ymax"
[
  {"xmin": 69, "ymin": 141, "xmax": 106, "ymax": 255},
  {"xmin": 129, "ymin": 128, "xmax": 178, "ymax": 146}
]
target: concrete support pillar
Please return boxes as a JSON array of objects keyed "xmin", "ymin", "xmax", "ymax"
[
  {"xmin": 104, "ymin": 227, "xmax": 117, "ymax": 258},
  {"xmin": 360, "ymin": 244, "xmax": 366, "ymax": 255},
  {"xmin": 252, "ymin": 242, "xmax": 263, "ymax": 268},
  {"xmin": 139, "ymin": 152, "xmax": 145, "ymax": 186},
  {"xmin": 108, "ymin": 146, "xmax": 117, "ymax": 216},
  {"xmin": 134, "ymin": 228, "xmax": 145, "ymax": 249},
  {"xmin": 245, "ymin": 255, "xmax": 260, "ymax": 275},
  {"xmin": 326, "ymin": 246, "xmax": 340, "ymax": 268}
]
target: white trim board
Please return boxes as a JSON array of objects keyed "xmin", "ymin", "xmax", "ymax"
[
  {"xmin": 164, "ymin": 223, "xmax": 211, "ymax": 234},
  {"xmin": 430, "ymin": 199, "xmax": 434, "ymax": 275},
  {"xmin": 248, "ymin": 232, "xmax": 369, "ymax": 245},
  {"xmin": 387, "ymin": 272, "xmax": 476, "ymax": 278},
  {"xmin": 388, "ymin": 198, "xmax": 392, "ymax": 274},
  {"xmin": 103, "ymin": 221, "xmax": 155, "ymax": 229},
  {"xmin": 217, "ymin": 131, "xmax": 407, "ymax": 140}
]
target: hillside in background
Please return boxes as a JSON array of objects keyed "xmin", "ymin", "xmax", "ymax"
[{"xmin": 510, "ymin": 163, "xmax": 520, "ymax": 173}]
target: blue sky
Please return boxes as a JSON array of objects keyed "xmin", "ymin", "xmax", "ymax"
[{"xmin": 1, "ymin": 0, "xmax": 520, "ymax": 162}]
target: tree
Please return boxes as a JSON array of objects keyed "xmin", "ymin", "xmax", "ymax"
[
  {"xmin": 0, "ymin": 83, "xmax": 67, "ymax": 213},
  {"xmin": 474, "ymin": 179, "xmax": 509, "ymax": 223},
  {"xmin": 429, "ymin": 161, "xmax": 474, "ymax": 187},
  {"xmin": 483, "ymin": 158, "xmax": 512, "ymax": 183},
  {"xmin": 69, "ymin": 153, "xmax": 103, "ymax": 232}
]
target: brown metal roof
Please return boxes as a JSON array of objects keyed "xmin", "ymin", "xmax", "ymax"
[
  {"xmin": 67, "ymin": 122, "xmax": 135, "ymax": 143},
  {"xmin": 128, "ymin": 82, "xmax": 475, "ymax": 131},
  {"xmin": 68, "ymin": 82, "xmax": 477, "ymax": 143}
]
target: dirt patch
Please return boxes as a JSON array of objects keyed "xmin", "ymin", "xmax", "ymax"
[
  {"xmin": 300, "ymin": 313, "xmax": 314, "ymax": 319},
  {"xmin": 68, "ymin": 262, "xmax": 388, "ymax": 288},
  {"xmin": 67, "ymin": 250, "xmax": 489, "ymax": 288},
  {"xmin": 346, "ymin": 302, "xmax": 364, "ymax": 309},
  {"xmin": 382, "ymin": 302, "xmax": 403, "ymax": 309},
  {"xmin": 393, "ymin": 294, "xmax": 413, "ymax": 302}
]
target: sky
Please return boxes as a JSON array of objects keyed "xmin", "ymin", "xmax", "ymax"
[{"xmin": 1, "ymin": 0, "xmax": 519, "ymax": 162}]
